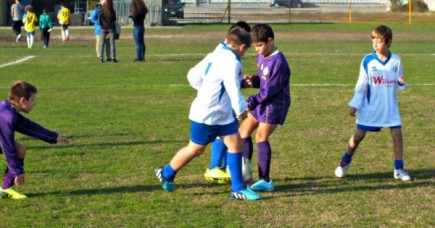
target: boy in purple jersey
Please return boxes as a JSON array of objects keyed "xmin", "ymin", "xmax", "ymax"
[
  {"xmin": 0, "ymin": 81, "xmax": 69, "ymax": 199},
  {"xmin": 240, "ymin": 23, "xmax": 291, "ymax": 192},
  {"xmin": 334, "ymin": 25, "xmax": 410, "ymax": 181}
]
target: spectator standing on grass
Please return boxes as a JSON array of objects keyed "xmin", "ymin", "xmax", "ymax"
[
  {"xmin": 98, "ymin": 0, "xmax": 117, "ymax": 63},
  {"xmin": 22, "ymin": 5, "xmax": 37, "ymax": 49},
  {"xmin": 39, "ymin": 7, "xmax": 53, "ymax": 48},
  {"xmin": 0, "ymin": 81, "xmax": 69, "ymax": 200},
  {"xmin": 11, "ymin": 0, "xmax": 24, "ymax": 42},
  {"xmin": 91, "ymin": 0, "xmax": 110, "ymax": 61},
  {"xmin": 334, "ymin": 24, "xmax": 411, "ymax": 181},
  {"xmin": 155, "ymin": 28, "xmax": 261, "ymax": 201},
  {"xmin": 129, "ymin": 0, "xmax": 148, "ymax": 62},
  {"xmin": 57, "ymin": 2, "xmax": 71, "ymax": 43}
]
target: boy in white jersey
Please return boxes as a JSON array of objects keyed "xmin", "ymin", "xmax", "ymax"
[
  {"xmin": 334, "ymin": 25, "xmax": 410, "ymax": 181},
  {"xmin": 155, "ymin": 28, "xmax": 261, "ymax": 200}
]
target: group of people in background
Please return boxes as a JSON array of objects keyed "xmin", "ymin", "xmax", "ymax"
[
  {"xmin": 10, "ymin": 0, "xmax": 69, "ymax": 48},
  {"xmin": 10, "ymin": 0, "xmax": 148, "ymax": 63}
]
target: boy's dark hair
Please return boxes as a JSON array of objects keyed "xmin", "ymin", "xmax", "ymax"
[
  {"xmin": 229, "ymin": 21, "xmax": 251, "ymax": 33},
  {"xmin": 226, "ymin": 28, "xmax": 251, "ymax": 48},
  {"xmin": 371, "ymin": 24, "xmax": 393, "ymax": 47},
  {"xmin": 9, "ymin": 81, "xmax": 37, "ymax": 101},
  {"xmin": 43, "ymin": 7, "xmax": 49, "ymax": 13},
  {"xmin": 251, "ymin": 23, "xmax": 274, "ymax": 43}
]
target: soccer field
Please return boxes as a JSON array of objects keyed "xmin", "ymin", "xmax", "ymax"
[{"xmin": 0, "ymin": 23, "xmax": 434, "ymax": 227}]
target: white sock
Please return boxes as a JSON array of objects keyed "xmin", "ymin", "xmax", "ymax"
[{"xmin": 30, "ymin": 34, "xmax": 34, "ymax": 47}]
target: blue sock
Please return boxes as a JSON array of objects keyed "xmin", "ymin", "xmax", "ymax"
[
  {"xmin": 162, "ymin": 164, "xmax": 177, "ymax": 181},
  {"xmin": 210, "ymin": 138, "xmax": 227, "ymax": 169},
  {"xmin": 227, "ymin": 152, "xmax": 243, "ymax": 192},
  {"xmin": 341, "ymin": 152, "xmax": 353, "ymax": 164},
  {"xmin": 394, "ymin": 160, "xmax": 404, "ymax": 170}
]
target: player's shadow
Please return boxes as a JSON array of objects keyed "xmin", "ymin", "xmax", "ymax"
[{"xmin": 275, "ymin": 168, "xmax": 434, "ymax": 196}]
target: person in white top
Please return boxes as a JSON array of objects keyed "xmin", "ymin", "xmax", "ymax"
[
  {"xmin": 10, "ymin": 0, "xmax": 24, "ymax": 42},
  {"xmin": 334, "ymin": 25, "xmax": 411, "ymax": 181},
  {"xmin": 154, "ymin": 28, "xmax": 261, "ymax": 200}
]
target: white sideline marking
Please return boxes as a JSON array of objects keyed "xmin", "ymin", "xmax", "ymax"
[{"xmin": 0, "ymin": 56, "xmax": 35, "ymax": 69}]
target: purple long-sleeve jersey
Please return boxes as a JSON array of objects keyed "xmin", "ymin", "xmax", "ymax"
[
  {"xmin": 0, "ymin": 100, "xmax": 59, "ymax": 176},
  {"xmin": 248, "ymin": 49, "xmax": 291, "ymax": 125}
]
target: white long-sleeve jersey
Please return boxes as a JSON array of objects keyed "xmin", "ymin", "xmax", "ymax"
[
  {"xmin": 348, "ymin": 51, "xmax": 406, "ymax": 127},
  {"xmin": 187, "ymin": 43, "xmax": 247, "ymax": 125}
]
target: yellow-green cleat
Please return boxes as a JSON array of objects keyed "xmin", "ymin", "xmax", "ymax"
[
  {"xmin": 204, "ymin": 167, "xmax": 231, "ymax": 184},
  {"xmin": 0, "ymin": 188, "xmax": 27, "ymax": 200}
]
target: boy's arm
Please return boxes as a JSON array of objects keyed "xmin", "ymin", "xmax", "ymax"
[
  {"xmin": 187, "ymin": 55, "xmax": 211, "ymax": 90},
  {"xmin": 348, "ymin": 60, "xmax": 369, "ymax": 111},
  {"xmin": 15, "ymin": 113, "xmax": 59, "ymax": 144},
  {"xmin": 91, "ymin": 10, "xmax": 98, "ymax": 24},
  {"xmin": 397, "ymin": 59, "xmax": 407, "ymax": 90},
  {"xmin": 223, "ymin": 61, "xmax": 248, "ymax": 116},
  {"xmin": 247, "ymin": 60, "xmax": 289, "ymax": 110}
]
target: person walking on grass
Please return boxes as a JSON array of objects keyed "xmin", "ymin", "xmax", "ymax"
[
  {"xmin": 57, "ymin": 2, "xmax": 71, "ymax": 42},
  {"xmin": 334, "ymin": 24, "xmax": 411, "ymax": 181},
  {"xmin": 155, "ymin": 28, "xmax": 261, "ymax": 201},
  {"xmin": 0, "ymin": 81, "xmax": 69, "ymax": 200},
  {"xmin": 39, "ymin": 7, "xmax": 53, "ymax": 48},
  {"xmin": 22, "ymin": 5, "xmax": 37, "ymax": 49},
  {"xmin": 11, "ymin": 0, "xmax": 24, "ymax": 42}
]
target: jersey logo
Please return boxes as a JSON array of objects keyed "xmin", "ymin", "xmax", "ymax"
[
  {"xmin": 372, "ymin": 76, "xmax": 395, "ymax": 86},
  {"xmin": 261, "ymin": 65, "xmax": 269, "ymax": 80}
]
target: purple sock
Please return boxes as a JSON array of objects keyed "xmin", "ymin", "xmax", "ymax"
[
  {"xmin": 242, "ymin": 137, "xmax": 253, "ymax": 160},
  {"xmin": 2, "ymin": 168, "xmax": 15, "ymax": 190},
  {"xmin": 257, "ymin": 141, "xmax": 271, "ymax": 182}
]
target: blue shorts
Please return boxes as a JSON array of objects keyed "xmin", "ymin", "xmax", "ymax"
[
  {"xmin": 190, "ymin": 120, "xmax": 239, "ymax": 145},
  {"xmin": 357, "ymin": 124, "xmax": 401, "ymax": 132},
  {"xmin": 60, "ymin": 24, "xmax": 69, "ymax": 29}
]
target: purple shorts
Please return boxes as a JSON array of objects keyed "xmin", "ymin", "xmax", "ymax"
[{"xmin": 250, "ymin": 103, "xmax": 290, "ymax": 125}]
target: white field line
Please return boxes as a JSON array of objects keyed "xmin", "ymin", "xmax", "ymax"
[
  {"xmin": 0, "ymin": 56, "xmax": 35, "ymax": 69},
  {"xmin": 9, "ymin": 83, "xmax": 431, "ymax": 90}
]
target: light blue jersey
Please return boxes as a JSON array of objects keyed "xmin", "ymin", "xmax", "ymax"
[
  {"xmin": 187, "ymin": 42, "xmax": 247, "ymax": 125},
  {"xmin": 349, "ymin": 51, "xmax": 406, "ymax": 127}
]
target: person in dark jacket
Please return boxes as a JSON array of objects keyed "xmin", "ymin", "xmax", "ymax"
[
  {"xmin": 129, "ymin": 0, "xmax": 148, "ymax": 62},
  {"xmin": 98, "ymin": 0, "xmax": 117, "ymax": 63}
]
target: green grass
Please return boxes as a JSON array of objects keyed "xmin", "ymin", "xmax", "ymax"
[{"xmin": 0, "ymin": 23, "xmax": 434, "ymax": 227}]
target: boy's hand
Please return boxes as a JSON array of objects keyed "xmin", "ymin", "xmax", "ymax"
[
  {"xmin": 237, "ymin": 111, "xmax": 248, "ymax": 120},
  {"xmin": 243, "ymin": 75, "xmax": 254, "ymax": 88},
  {"xmin": 14, "ymin": 174, "xmax": 25, "ymax": 186},
  {"xmin": 57, "ymin": 135, "xmax": 69, "ymax": 144},
  {"xmin": 398, "ymin": 76, "xmax": 407, "ymax": 85},
  {"xmin": 349, "ymin": 107, "xmax": 357, "ymax": 117}
]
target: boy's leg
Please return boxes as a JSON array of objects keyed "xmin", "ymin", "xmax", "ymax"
[
  {"xmin": 156, "ymin": 141, "xmax": 206, "ymax": 192},
  {"xmin": 239, "ymin": 113, "xmax": 259, "ymax": 160},
  {"xmin": 335, "ymin": 129, "xmax": 366, "ymax": 178},
  {"xmin": 209, "ymin": 138, "xmax": 227, "ymax": 169},
  {"xmin": 222, "ymin": 133, "xmax": 260, "ymax": 200},
  {"xmin": 250, "ymin": 123, "xmax": 277, "ymax": 192},
  {"xmin": 391, "ymin": 128, "xmax": 410, "ymax": 181}
]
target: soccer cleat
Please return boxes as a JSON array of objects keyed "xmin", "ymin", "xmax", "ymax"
[
  {"xmin": 155, "ymin": 167, "xmax": 176, "ymax": 192},
  {"xmin": 249, "ymin": 179, "xmax": 275, "ymax": 192},
  {"xmin": 394, "ymin": 169, "xmax": 411, "ymax": 181},
  {"xmin": 230, "ymin": 188, "xmax": 261, "ymax": 201},
  {"xmin": 204, "ymin": 167, "xmax": 231, "ymax": 184},
  {"xmin": 334, "ymin": 161, "xmax": 349, "ymax": 178},
  {"xmin": 0, "ymin": 188, "xmax": 27, "ymax": 200}
]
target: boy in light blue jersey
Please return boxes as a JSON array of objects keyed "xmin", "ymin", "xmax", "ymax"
[
  {"xmin": 334, "ymin": 25, "xmax": 411, "ymax": 181},
  {"xmin": 204, "ymin": 21, "xmax": 251, "ymax": 184},
  {"xmin": 155, "ymin": 28, "xmax": 261, "ymax": 200}
]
